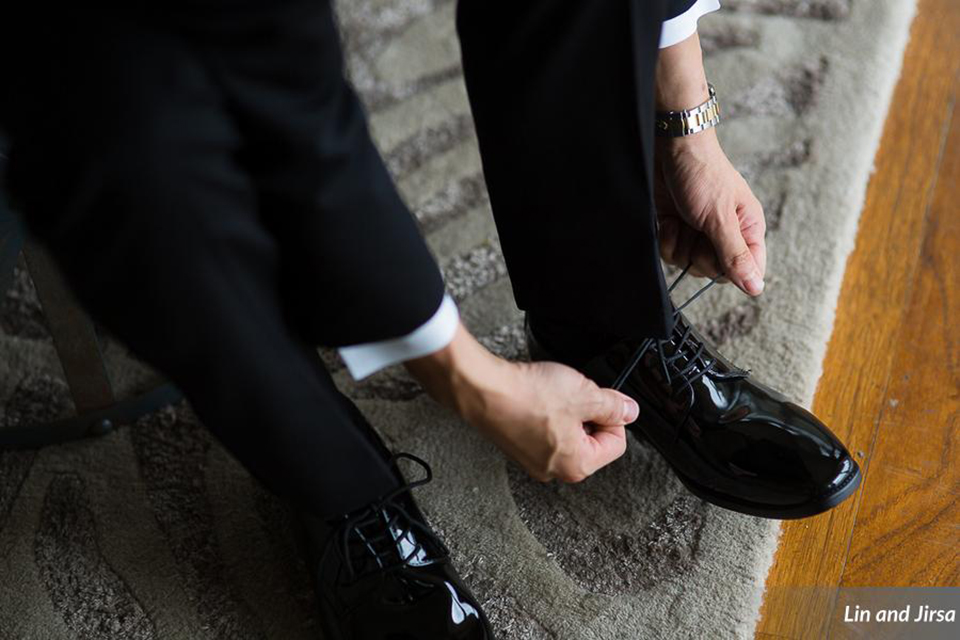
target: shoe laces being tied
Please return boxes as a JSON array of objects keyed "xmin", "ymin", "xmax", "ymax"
[
  {"xmin": 611, "ymin": 263, "xmax": 748, "ymax": 405},
  {"xmin": 326, "ymin": 452, "xmax": 450, "ymax": 585}
]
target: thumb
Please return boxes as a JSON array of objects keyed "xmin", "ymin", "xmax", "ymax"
[
  {"xmin": 706, "ymin": 209, "xmax": 764, "ymax": 296},
  {"xmin": 581, "ymin": 387, "xmax": 640, "ymax": 426}
]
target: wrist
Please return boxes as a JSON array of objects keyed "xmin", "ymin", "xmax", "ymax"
[
  {"xmin": 404, "ymin": 323, "xmax": 511, "ymax": 423},
  {"xmin": 444, "ymin": 336, "xmax": 500, "ymax": 424},
  {"xmin": 657, "ymin": 126, "xmax": 720, "ymax": 161},
  {"xmin": 654, "ymin": 32, "xmax": 708, "ymax": 111},
  {"xmin": 655, "ymin": 76, "xmax": 710, "ymax": 112}
]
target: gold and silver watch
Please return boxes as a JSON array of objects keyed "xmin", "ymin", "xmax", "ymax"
[{"xmin": 654, "ymin": 83, "xmax": 721, "ymax": 138}]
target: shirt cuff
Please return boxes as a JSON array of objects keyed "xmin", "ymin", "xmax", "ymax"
[
  {"xmin": 659, "ymin": 0, "xmax": 721, "ymax": 48},
  {"xmin": 338, "ymin": 294, "xmax": 460, "ymax": 380}
]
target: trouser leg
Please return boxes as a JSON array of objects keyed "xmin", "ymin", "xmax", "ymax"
[
  {"xmin": 1, "ymin": 16, "xmax": 399, "ymax": 518},
  {"xmin": 456, "ymin": 0, "xmax": 674, "ymax": 341},
  {"xmin": 173, "ymin": 0, "xmax": 447, "ymax": 347}
]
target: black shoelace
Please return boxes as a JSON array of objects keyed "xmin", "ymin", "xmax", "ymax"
[
  {"xmin": 610, "ymin": 264, "xmax": 747, "ymax": 404},
  {"xmin": 328, "ymin": 452, "xmax": 449, "ymax": 584}
]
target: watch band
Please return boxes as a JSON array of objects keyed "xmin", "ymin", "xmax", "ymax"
[{"xmin": 654, "ymin": 83, "xmax": 721, "ymax": 138}]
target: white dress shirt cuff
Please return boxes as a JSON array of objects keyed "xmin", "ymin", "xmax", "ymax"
[
  {"xmin": 659, "ymin": 0, "xmax": 721, "ymax": 49},
  {"xmin": 339, "ymin": 294, "xmax": 460, "ymax": 380}
]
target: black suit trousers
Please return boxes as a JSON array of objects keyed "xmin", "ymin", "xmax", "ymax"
[
  {"xmin": 0, "ymin": 2, "xmax": 439, "ymax": 517},
  {"xmin": 458, "ymin": 0, "xmax": 675, "ymax": 340},
  {"xmin": 0, "ymin": 0, "xmax": 680, "ymax": 516}
]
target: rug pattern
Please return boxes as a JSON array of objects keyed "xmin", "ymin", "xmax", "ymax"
[{"xmin": 0, "ymin": 1, "xmax": 915, "ymax": 638}]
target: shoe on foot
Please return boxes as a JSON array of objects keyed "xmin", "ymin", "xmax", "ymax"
[
  {"xmin": 526, "ymin": 268, "xmax": 861, "ymax": 520},
  {"xmin": 297, "ymin": 452, "xmax": 494, "ymax": 639}
]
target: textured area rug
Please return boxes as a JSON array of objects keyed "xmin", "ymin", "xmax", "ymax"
[{"xmin": 0, "ymin": 1, "xmax": 916, "ymax": 638}]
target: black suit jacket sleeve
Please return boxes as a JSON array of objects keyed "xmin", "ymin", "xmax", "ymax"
[{"xmin": 666, "ymin": 0, "xmax": 699, "ymax": 20}]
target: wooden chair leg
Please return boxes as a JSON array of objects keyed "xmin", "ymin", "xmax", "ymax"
[
  {"xmin": 22, "ymin": 241, "xmax": 117, "ymax": 414},
  {"xmin": 0, "ymin": 204, "xmax": 21, "ymax": 299},
  {"xmin": 0, "ymin": 221, "xmax": 183, "ymax": 449}
]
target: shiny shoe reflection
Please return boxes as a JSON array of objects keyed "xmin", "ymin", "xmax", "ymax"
[
  {"xmin": 298, "ymin": 453, "xmax": 494, "ymax": 639},
  {"xmin": 527, "ymin": 266, "xmax": 861, "ymax": 520}
]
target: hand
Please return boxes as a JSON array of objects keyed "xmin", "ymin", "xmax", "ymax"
[
  {"xmin": 654, "ymin": 129, "xmax": 767, "ymax": 295},
  {"xmin": 653, "ymin": 31, "xmax": 766, "ymax": 295},
  {"xmin": 460, "ymin": 359, "xmax": 638, "ymax": 483},
  {"xmin": 405, "ymin": 324, "xmax": 638, "ymax": 483}
]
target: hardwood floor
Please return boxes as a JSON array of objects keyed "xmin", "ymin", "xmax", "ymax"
[{"xmin": 755, "ymin": 0, "xmax": 960, "ymax": 637}]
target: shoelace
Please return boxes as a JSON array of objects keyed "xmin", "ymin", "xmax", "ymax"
[
  {"xmin": 611, "ymin": 264, "xmax": 747, "ymax": 404},
  {"xmin": 329, "ymin": 452, "xmax": 450, "ymax": 584}
]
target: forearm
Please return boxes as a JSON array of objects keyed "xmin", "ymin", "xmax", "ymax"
[
  {"xmin": 654, "ymin": 32, "xmax": 720, "ymax": 157},
  {"xmin": 655, "ymin": 32, "xmax": 710, "ymax": 111}
]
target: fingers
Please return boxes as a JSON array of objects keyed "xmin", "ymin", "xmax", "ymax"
[
  {"xmin": 552, "ymin": 423, "xmax": 629, "ymax": 483},
  {"xmin": 659, "ymin": 216, "xmax": 679, "ymax": 264},
  {"xmin": 704, "ymin": 206, "xmax": 764, "ymax": 296},
  {"xmin": 509, "ymin": 364, "xmax": 640, "ymax": 484},
  {"xmin": 739, "ymin": 195, "xmax": 767, "ymax": 279},
  {"xmin": 664, "ymin": 218, "xmax": 697, "ymax": 270},
  {"xmin": 549, "ymin": 386, "xmax": 635, "ymax": 482},
  {"xmin": 689, "ymin": 233, "xmax": 721, "ymax": 278},
  {"xmin": 662, "ymin": 218, "xmax": 723, "ymax": 279},
  {"xmin": 580, "ymin": 423, "xmax": 628, "ymax": 476},
  {"xmin": 580, "ymin": 387, "xmax": 639, "ymax": 426},
  {"xmin": 663, "ymin": 196, "xmax": 766, "ymax": 285}
]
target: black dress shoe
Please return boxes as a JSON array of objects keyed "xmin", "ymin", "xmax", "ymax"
[
  {"xmin": 297, "ymin": 452, "xmax": 494, "ymax": 640},
  {"xmin": 527, "ymin": 268, "xmax": 861, "ymax": 520}
]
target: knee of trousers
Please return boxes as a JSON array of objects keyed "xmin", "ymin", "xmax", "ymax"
[
  {"xmin": 7, "ymin": 136, "xmax": 287, "ymax": 384},
  {"xmin": 15, "ymin": 111, "xmax": 252, "ymax": 275}
]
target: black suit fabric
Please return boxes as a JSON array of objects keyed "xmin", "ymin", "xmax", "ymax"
[
  {"xmin": 0, "ymin": 2, "xmax": 432, "ymax": 517},
  {"xmin": 0, "ymin": 0, "xmax": 695, "ymax": 515},
  {"xmin": 457, "ymin": 0, "xmax": 686, "ymax": 341}
]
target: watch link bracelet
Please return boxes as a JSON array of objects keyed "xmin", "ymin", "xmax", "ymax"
[{"xmin": 654, "ymin": 83, "xmax": 721, "ymax": 138}]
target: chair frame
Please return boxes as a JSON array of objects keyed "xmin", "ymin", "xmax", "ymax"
[{"xmin": 0, "ymin": 208, "xmax": 181, "ymax": 449}]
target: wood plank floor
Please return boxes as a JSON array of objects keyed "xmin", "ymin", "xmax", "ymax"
[{"xmin": 755, "ymin": 0, "xmax": 960, "ymax": 637}]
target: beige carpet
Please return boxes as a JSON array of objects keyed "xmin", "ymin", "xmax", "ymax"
[{"xmin": 0, "ymin": 1, "xmax": 916, "ymax": 638}]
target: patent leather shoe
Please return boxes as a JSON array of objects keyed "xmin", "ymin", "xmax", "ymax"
[
  {"xmin": 526, "ymin": 269, "xmax": 861, "ymax": 520},
  {"xmin": 297, "ymin": 452, "xmax": 494, "ymax": 639}
]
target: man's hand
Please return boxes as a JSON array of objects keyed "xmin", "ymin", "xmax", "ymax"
[
  {"xmin": 405, "ymin": 324, "xmax": 638, "ymax": 483},
  {"xmin": 655, "ymin": 31, "xmax": 767, "ymax": 296},
  {"xmin": 460, "ymin": 359, "xmax": 637, "ymax": 483},
  {"xmin": 655, "ymin": 129, "xmax": 767, "ymax": 295}
]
